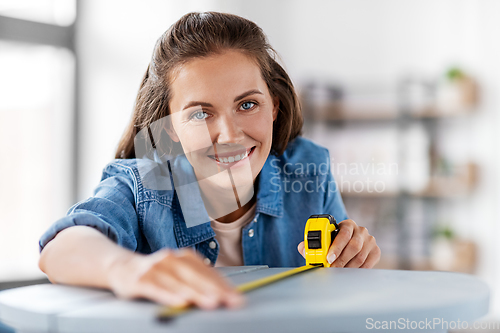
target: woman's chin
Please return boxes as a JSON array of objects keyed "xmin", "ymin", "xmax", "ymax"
[{"xmin": 202, "ymin": 176, "xmax": 253, "ymax": 191}]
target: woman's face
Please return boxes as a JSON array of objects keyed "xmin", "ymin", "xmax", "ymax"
[{"xmin": 167, "ymin": 50, "xmax": 278, "ymax": 191}]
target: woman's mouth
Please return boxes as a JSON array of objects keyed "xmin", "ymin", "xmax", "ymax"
[{"xmin": 207, "ymin": 147, "xmax": 256, "ymax": 166}]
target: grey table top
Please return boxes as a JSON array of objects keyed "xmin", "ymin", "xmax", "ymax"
[{"xmin": 0, "ymin": 266, "xmax": 490, "ymax": 333}]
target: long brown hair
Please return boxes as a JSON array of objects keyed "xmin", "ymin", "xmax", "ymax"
[{"xmin": 115, "ymin": 11, "xmax": 303, "ymax": 159}]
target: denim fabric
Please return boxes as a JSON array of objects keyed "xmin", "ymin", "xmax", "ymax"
[{"xmin": 39, "ymin": 137, "xmax": 348, "ymax": 267}]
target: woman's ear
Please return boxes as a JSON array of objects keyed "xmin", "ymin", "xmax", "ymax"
[{"xmin": 272, "ymin": 95, "xmax": 279, "ymax": 121}]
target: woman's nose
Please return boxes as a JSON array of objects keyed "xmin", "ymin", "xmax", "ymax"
[{"xmin": 215, "ymin": 114, "xmax": 244, "ymax": 144}]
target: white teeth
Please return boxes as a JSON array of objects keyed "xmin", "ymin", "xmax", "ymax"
[{"xmin": 212, "ymin": 148, "xmax": 253, "ymax": 163}]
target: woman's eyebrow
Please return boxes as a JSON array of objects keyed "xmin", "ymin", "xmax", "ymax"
[
  {"xmin": 182, "ymin": 101, "xmax": 212, "ymax": 110},
  {"xmin": 233, "ymin": 89, "xmax": 263, "ymax": 102},
  {"xmin": 181, "ymin": 89, "xmax": 263, "ymax": 110}
]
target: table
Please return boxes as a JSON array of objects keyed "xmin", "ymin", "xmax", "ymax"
[{"xmin": 0, "ymin": 266, "xmax": 490, "ymax": 333}]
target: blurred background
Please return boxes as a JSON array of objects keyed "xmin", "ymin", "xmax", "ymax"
[{"xmin": 0, "ymin": 0, "xmax": 499, "ymax": 327}]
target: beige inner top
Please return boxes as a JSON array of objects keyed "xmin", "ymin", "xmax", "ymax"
[{"xmin": 210, "ymin": 202, "xmax": 257, "ymax": 267}]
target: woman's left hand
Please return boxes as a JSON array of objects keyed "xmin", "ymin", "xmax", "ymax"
[{"xmin": 297, "ymin": 219, "xmax": 381, "ymax": 268}]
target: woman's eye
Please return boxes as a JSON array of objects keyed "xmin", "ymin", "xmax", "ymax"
[
  {"xmin": 240, "ymin": 102, "xmax": 256, "ymax": 111},
  {"xmin": 190, "ymin": 111, "xmax": 208, "ymax": 121}
]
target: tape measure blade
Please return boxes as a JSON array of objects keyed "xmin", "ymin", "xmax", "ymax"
[
  {"xmin": 236, "ymin": 264, "xmax": 319, "ymax": 293},
  {"xmin": 157, "ymin": 303, "xmax": 194, "ymax": 321}
]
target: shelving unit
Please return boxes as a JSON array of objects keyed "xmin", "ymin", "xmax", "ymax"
[
  {"xmin": 337, "ymin": 161, "xmax": 477, "ymax": 199},
  {"xmin": 300, "ymin": 74, "xmax": 479, "ymax": 271}
]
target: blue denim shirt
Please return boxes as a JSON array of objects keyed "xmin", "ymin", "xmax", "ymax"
[{"xmin": 39, "ymin": 137, "xmax": 348, "ymax": 267}]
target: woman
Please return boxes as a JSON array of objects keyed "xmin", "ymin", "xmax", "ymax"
[{"xmin": 39, "ymin": 11, "xmax": 380, "ymax": 310}]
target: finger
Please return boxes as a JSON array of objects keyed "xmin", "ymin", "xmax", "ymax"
[
  {"xmin": 169, "ymin": 251, "xmax": 243, "ymax": 307},
  {"xmin": 331, "ymin": 225, "xmax": 368, "ymax": 267},
  {"xmin": 184, "ymin": 264, "xmax": 244, "ymax": 309},
  {"xmin": 344, "ymin": 243, "xmax": 371, "ymax": 268},
  {"xmin": 297, "ymin": 241, "xmax": 305, "ymax": 258},
  {"xmin": 159, "ymin": 266, "xmax": 243, "ymax": 309},
  {"xmin": 137, "ymin": 252, "xmax": 222, "ymax": 310},
  {"xmin": 359, "ymin": 251, "xmax": 380, "ymax": 268},
  {"xmin": 132, "ymin": 282, "xmax": 189, "ymax": 307},
  {"xmin": 179, "ymin": 254, "xmax": 244, "ymax": 308},
  {"xmin": 360, "ymin": 241, "xmax": 381, "ymax": 269},
  {"xmin": 326, "ymin": 219, "xmax": 355, "ymax": 265},
  {"xmin": 152, "ymin": 268, "xmax": 221, "ymax": 310}
]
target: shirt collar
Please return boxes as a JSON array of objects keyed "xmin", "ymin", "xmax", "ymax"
[
  {"xmin": 168, "ymin": 152, "xmax": 284, "ymax": 247},
  {"xmin": 255, "ymin": 154, "xmax": 284, "ymax": 218},
  {"xmin": 169, "ymin": 154, "xmax": 215, "ymax": 248}
]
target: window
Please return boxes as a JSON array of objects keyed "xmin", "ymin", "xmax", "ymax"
[
  {"xmin": 0, "ymin": 0, "xmax": 76, "ymax": 26},
  {"xmin": 0, "ymin": 6, "xmax": 76, "ymax": 282}
]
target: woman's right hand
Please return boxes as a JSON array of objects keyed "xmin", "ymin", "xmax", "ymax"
[{"xmin": 107, "ymin": 248, "xmax": 244, "ymax": 310}]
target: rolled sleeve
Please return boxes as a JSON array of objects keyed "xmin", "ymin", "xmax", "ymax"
[{"xmin": 39, "ymin": 162, "xmax": 141, "ymax": 253}]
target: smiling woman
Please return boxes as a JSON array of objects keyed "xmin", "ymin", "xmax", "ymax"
[
  {"xmin": 37, "ymin": 11, "xmax": 380, "ymax": 310},
  {"xmin": 166, "ymin": 50, "xmax": 278, "ymax": 221}
]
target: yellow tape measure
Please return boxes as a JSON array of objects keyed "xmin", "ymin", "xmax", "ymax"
[
  {"xmin": 304, "ymin": 214, "xmax": 339, "ymax": 267},
  {"xmin": 157, "ymin": 214, "xmax": 338, "ymax": 321}
]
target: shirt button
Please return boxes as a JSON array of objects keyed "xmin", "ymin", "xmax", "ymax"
[
  {"xmin": 253, "ymin": 218, "xmax": 257, "ymax": 223},
  {"xmin": 209, "ymin": 241, "xmax": 217, "ymax": 249},
  {"xmin": 203, "ymin": 258, "xmax": 211, "ymax": 265},
  {"xmin": 248, "ymin": 229, "xmax": 255, "ymax": 237}
]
